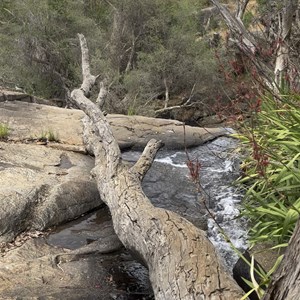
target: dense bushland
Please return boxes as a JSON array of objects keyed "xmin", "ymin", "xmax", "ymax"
[{"xmin": 0, "ymin": 0, "xmax": 223, "ymax": 115}]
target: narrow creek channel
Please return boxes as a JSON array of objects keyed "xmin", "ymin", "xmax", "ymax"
[
  {"xmin": 47, "ymin": 136, "xmax": 248, "ymax": 298},
  {"xmin": 152, "ymin": 135, "xmax": 248, "ymax": 269}
]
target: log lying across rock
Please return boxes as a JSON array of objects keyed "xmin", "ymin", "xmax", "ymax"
[{"xmin": 70, "ymin": 33, "xmax": 243, "ymax": 299}]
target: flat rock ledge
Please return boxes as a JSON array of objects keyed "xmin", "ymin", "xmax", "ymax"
[
  {"xmin": 0, "ymin": 100, "xmax": 228, "ymax": 243},
  {"xmin": 0, "ymin": 141, "xmax": 101, "ymax": 244},
  {"xmin": 0, "ymin": 100, "xmax": 229, "ymax": 151},
  {"xmin": 0, "ymin": 95, "xmax": 234, "ymax": 299}
]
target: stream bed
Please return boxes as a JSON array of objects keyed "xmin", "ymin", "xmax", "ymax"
[
  {"xmin": 47, "ymin": 136, "xmax": 248, "ymax": 298},
  {"xmin": 152, "ymin": 136, "xmax": 248, "ymax": 269}
]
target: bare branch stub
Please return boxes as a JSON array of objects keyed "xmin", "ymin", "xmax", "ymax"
[
  {"xmin": 130, "ymin": 139, "xmax": 164, "ymax": 181},
  {"xmin": 96, "ymin": 79, "xmax": 108, "ymax": 109},
  {"xmin": 77, "ymin": 33, "xmax": 97, "ymax": 96}
]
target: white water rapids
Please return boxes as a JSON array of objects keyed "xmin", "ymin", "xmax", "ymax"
[{"xmin": 153, "ymin": 136, "xmax": 248, "ymax": 270}]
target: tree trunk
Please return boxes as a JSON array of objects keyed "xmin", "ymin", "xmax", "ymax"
[
  {"xmin": 209, "ymin": 0, "xmax": 274, "ymax": 89},
  {"xmin": 274, "ymin": 0, "xmax": 298, "ymax": 90},
  {"xmin": 209, "ymin": 0, "xmax": 256, "ymax": 54},
  {"xmin": 70, "ymin": 33, "xmax": 244, "ymax": 299},
  {"xmin": 125, "ymin": 32, "xmax": 137, "ymax": 74},
  {"xmin": 262, "ymin": 218, "xmax": 300, "ymax": 300},
  {"xmin": 236, "ymin": 0, "xmax": 249, "ymax": 23},
  {"xmin": 163, "ymin": 76, "xmax": 170, "ymax": 109}
]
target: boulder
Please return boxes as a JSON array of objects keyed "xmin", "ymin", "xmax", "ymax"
[
  {"xmin": 154, "ymin": 103, "xmax": 215, "ymax": 126},
  {"xmin": 108, "ymin": 113, "xmax": 228, "ymax": 150},
  {"xmin": 0, "ymin": 142, "xmax": 101, "ymax": 243},
  {"xmin": 0, "ymin": 88, "xmax": 33, "ymax": 102},
  {"xmin": 0, "ymin": 100, "xmax": 85, "ymax": 150},
  {"xmin": 0, "ymin": 87, "xmax": 65, "ymax": 106}
]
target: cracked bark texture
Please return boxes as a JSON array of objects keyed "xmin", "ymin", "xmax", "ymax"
[
  {"xmin": 70, "ymin": 33, "xmax": 243, "ymax": 299},
  {"xmin": 262, "ymin": 218, "xmax": 300, "ymax": 300}
]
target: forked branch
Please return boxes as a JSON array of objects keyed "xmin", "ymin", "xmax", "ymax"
[{"xmin": 70, "ymin": 33, "xmax": 243, "ymax": 300}]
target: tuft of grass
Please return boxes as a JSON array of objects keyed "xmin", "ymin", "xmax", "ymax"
[
  {"xmin": 127, "ymin": 106, "xmax": 136, "ymax": 116},
  {"xmin": 0, "ymin": 123, "xmax": 9, "ymax": 139},
  {"xmin": 38, "ymin": 130, "xmax": 60, "ymax": 142},
  {"xmin": 47, "ymin": 130, "xmax": 60, "ymax": 142}
]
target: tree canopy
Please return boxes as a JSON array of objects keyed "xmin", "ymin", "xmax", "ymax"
[{"xmin": 0, "ymin": 0, "xmax": 220, "ymax": 115}]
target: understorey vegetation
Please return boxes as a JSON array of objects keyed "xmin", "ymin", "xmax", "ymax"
[
  {"xmin": 0, "ymin": 0, "xmax": 223, "ymax": 116},
  {"xmin": 238, "ymin": 94, "xmax": 300, "ymax": 246},
  {"xmin": 0, "ymin": 123, "xmax": 9, "ymax": 139},
  {"xmin": 211, "ymin": 0, "xmax": 300, "ymax": 298}
]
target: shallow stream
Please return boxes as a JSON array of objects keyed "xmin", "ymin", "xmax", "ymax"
[
  {"xmin": 47, "ymin": 136, "xmax": 248, "ymax": 298},
  {"xmin": 154, "ymin": 136, "xmax": 248, "ymax": 268}
]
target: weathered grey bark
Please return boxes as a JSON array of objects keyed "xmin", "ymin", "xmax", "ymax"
[
  {"xmin": 209, "ymin": 0, "xmax": 274, "ymax": 88},
  {"xmin": 163, "ymin": 77, "xmax": 170, "ymax": 109},
  {"xmin": 263, "ymin": 218, "xmax": 300, "ymax": 300},
  {"xmin": 236, "ymin": 0, "xmax": 250, "ymax": 23},
  {"xmin": 209, "ymin": 0, "xmax": 256, "ymax": 54},
  {"xmin": 274, "ymin": 0, "xmax": 298, "ymax": 89},
  {"xmin": 70, "ymin": 33, "xmax": 244, "ymax": 299},
  {"xmin": 96, "ymin": 79, "xmax": 108, "ymax": 109}
]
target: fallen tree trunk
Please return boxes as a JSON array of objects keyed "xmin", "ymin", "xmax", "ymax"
[{"xmin": 70, "ymin": 33, "xmax": 243, "ymax": 299}]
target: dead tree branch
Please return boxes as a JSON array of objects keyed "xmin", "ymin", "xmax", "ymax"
[
  {"xmin": 236, "ymin": 0, "xmax": 250, "ymax": 22},
  {"xmin": 70, "ymin": 33, "xmax": 244, "ymax": 299}
]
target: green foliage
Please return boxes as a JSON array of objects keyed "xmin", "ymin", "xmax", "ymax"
[
  {"xmin": 0, "ymin": 0, "xmax": 101, "ymax": 98},
  {"xmin": 127, "ymin": 106, "xmax": 136, "ymax": 116},
  {"xmin": 47, "ymin": 130, "xmax": 60, "ymax": 142},
  {"xmin": 238, "ymin": 94, "xmax": 300, "ymax": 245},
  {"xmin": 0, "ymin": 0, "xmax": 217, "ymax": 113},
  {"xmin": 256, "ymin": 0, "xmax": 268, "ymax": 7},
  {"xmin": 38, "ymin": 129, "xmax": 59, "ymax": 142},
  {"xmin": 0, "ymin": 123, "xmax": 9, "ymax": 139},
  {"xmin": 240, "ymin": 249, "xmax": 285, "ymax": 300},
  {"xmin": 243, "ymin": 11, "xmax": 254, "ymax": 28}
]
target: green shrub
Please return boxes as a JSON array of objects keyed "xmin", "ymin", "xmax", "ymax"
[
  {"xmin": 237, "ymin": 94, "xmax": 300, "ymax": 246},
  {"xmin": 243, "ymin": 11, "xmax": 254, "ymax": 28},
  {"xmin": 47, "ymin": 130, "xmax": 60, "ymax": 142},
  {"xmin": 127, "ymin": 106, "xmax": 136, "ymax": 116}
]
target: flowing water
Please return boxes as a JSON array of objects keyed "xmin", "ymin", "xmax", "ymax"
[
  {"xmin": 153, "ymin": 136, "xmax": 248, "ymax": 269},
  {"xmin": 47, "ymin": 135, "xmax": 248, "ymax": 298}
]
